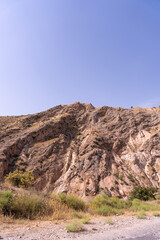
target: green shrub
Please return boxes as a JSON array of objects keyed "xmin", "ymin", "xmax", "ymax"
[
  {"xmin": 106, "ymin": 218, "xmax": 114, "ymax": 225},
  {"xmin": 153, "ymin": 212, "xmax": 160, "ymax": 217},
  {"xmin": 131, "ymin": 198, "xmax": 160, "ymax": 212},
  {"xmin": 0, "ymin": 191, "xmax": 45, "ymax": 219},
  {"xmin": 91, "ymin": 194, "xmax": 130, "ymax": 209},
  {"xmin": 77, "ymin": 131, "xmax": 81, "ymax": 136},
  {"xmin": 9, "ymin": 193, "xmax": 45, "ymax": 219},
  {"xmin": 71, "ymin": 211, "xmax": 84, "ymax": 219},
  {"xmin": 155, "ymin": 192, "xmax": 160, "ymax": 200},
  {"xmin": 136, "ymin": 211, "xmax": 147, "ymax": 219},
  {"xmin": 0, "ymin": 190, "xmax": 13, "ymax": 215},
  {"xmin": 90, "ymin": 194, "xmax": 130, "ymax": 216},
  {"xmin": 130, "ymin": 187, "xmax": 157, "ymax": 201},
  {"xmin": 66, "ymin": 220, "xmax": 83, "ymax": 232},
  {"xmin": 58, "ymin": 193, "xmax": 86, "ymax": 211},
  {"xmin": 91, "ymin": 194, "xmax": 109, "ymax": 208},
  {"xmin": 94, "ymin": 205, "xmax": 117, "ymax": 216},
  {"xmin": 5, "ymin": 170, "xmax": 35, "ymax": 188},
  {"xmin": 81, "ymin": 217, "xmax": 90, "ymax": 224}
]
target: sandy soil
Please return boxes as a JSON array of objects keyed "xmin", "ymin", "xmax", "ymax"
[{"xmin": 0, "ymin": 216, "xmax": 160, "ymax": 240}]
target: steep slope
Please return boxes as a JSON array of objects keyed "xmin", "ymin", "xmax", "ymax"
[{"xmin": 0, "ymin": 102, "xmax": 159, "ymax": 197}]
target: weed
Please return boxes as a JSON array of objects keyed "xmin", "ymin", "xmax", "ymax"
[
  {"xmin": 94, "ymin": 205, "xmax": 117, "ymax": 216},
  {"xmin": 131, "ymin": 199, "xmax": 160, "ymax": 212},
  {"xmin": 0, "ymin": 190, "xmax": 12, "ymax": 215},
  {"xmin": 136, "ymin": 211, "xmax": 147, "ymax": 219},
  {"xmin": 106, "ymin": 218, "xmax": 114, "ymax": 225},
  {"xmin": 66, "ymin": 220, "xmax": 83, "ymax": 232},
  {"xmin": 58, "ymin": 193, "xmax": 86, "ymax": 211},
  {"xmin": 71, "ymin": 211, "xmax": 84, "ymax": 219},
  {"xmin": 77, "ymin": 131, "xmax": 81, "ymax": 136},
  {"xmin": 153, "ymin": 212, "xmax": 160, "ymax": 217},
  {"xmin": 81, "ymin": 217, "xmax": 90, "ymax": 224}
]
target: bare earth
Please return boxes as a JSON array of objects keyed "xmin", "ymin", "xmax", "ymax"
[{"xmin": 0, "ymin": 216, "xmax": 160, "ymax": 240}]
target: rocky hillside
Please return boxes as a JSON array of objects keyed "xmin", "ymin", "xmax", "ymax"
[{"xmin": 0, "ymin": 102, "xmax": 159, "ymax": 197}]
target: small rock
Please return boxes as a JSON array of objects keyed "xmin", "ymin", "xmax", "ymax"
[{"xmin": 92, "ymin": 228, "xmax": 98, "ymax": 231}]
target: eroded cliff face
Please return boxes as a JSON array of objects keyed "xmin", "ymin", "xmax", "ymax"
[{"xmin": 0, "ymin": 102, "xmax": 159, "ymax": 197}]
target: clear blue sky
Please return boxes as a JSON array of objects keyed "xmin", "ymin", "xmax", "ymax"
[{"xmin": 0, "ymin": 0, "xmax": 160, "ymax": 115}]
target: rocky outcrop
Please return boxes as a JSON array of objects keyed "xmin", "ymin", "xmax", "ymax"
[{"xmin": 0, "ymin": 102, "xmax": 159, "ymax": 197}]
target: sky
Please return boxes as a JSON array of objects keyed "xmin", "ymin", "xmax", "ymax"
[{"xmin": 0, "ymin": 0, "xmax": 160, "ymax": 115}]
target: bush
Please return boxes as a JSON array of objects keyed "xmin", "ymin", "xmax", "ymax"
[
  {"xmin": 58, "ymin": 193, "xmax": 86, "ymax": 211},
  {"xmin": 81, "ymin": 217, "xmax": 90, "ymax": 224},
  {"xmin": 89, "ymin": 194, "xmax": 131, "ymax": 216},
  {"xmin": 153, "ymin": 212, "xmax": 160, "ymax": 217},
  {"xmin": 5, "ymin": 170, "xmax": 35, "ymax": 188},
  {"xmin": 9, "ymin": 193, "xmax": 45, "ymax": 219},
  {"xmin": 136, "ymin": 211, "xmax": 147, "ymax": 219},
  {"xmin": 0, "ymin": 190, "xmax": 13, "ymax": 215},
  {"xmin": 130, "ymin": 187, "xmax": 157, "ymax": 201},
  {"xmin": 94, "ymin": 205, "xmax": 117, "ymax": 216},
  {"xmin": 90, "ymin": 194, "xmax": 130, "ymax": 209},
  {"xmin": 106, "ymin": 218, "xmax": 114, "ymax": 225},
  {"xmin": 131, "ymin": 198, "xmax": 160, "ymax": 212},
  {"xmin": 71, "ymin": 211, "xmax": 84, "ymax": 219},
  {"xmin": 66, "ymin": 220, "xmax": 83, "ymax": 232}
]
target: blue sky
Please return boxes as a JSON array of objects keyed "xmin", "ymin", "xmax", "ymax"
[{"xmin": 0, "ymin": 0, "xmax": 160, "ymax": 115}]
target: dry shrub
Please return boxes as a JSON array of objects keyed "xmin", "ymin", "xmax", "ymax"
[
  {"xmin": 58, "ymin": 193, "xmax": 86, "ymax": 211},
  {"xmin": 81, "ymin": 217, "xmax": 90, "ymax": 224},
  {"xmin": 66, "ymin": 219, "xmax": 84, "ymax": 232},
  {"xmin": 47, "ymin": 195, "xmax": 69, "ymax": 220},
  {"xmin": 136, "ymin": 211, "xmax": 147, "ymax": 219}
]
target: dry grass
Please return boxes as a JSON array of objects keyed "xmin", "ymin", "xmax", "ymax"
[
  {"xmin": 106, "ymin": 218, "xmax": 114, "ymax": 225},
  {"xmin": 136, "ymin": 211, "xmax": 147, "ymax": 219},
  {"xmin": 153, "ymin": 212, "xmax": 160, "ymax": 217},
  {"xmin": 66, "ymin": 219, "xmax": 84, "ymax": 232},
  {"xmin": 0, "ymin": 187, "xmax": 160, "ymax": 222},
  {"xmin": 81, "ymin": 217, "xmax": 91, "ymax": 224}
]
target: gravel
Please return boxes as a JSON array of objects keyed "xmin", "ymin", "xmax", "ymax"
[{"xmin": 0, "ymin": 216, "xmax": 160, "ymax": 240}]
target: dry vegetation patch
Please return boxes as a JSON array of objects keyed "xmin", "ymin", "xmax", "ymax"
[{"xmin": 0, "ymin": 185, "xmax": 160, "ymax": 222}]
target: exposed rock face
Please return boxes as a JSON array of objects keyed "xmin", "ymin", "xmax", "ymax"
[{"xmin": 0, "ymin": 102, "xmax": 159, "ymax": 197}]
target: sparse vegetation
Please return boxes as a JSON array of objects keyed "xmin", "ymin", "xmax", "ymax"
[
  {"xmin": 153, "ymin": 212, "xmax": 160, "ymax": 217},
  {"xmin": 0, "ymin": 186, "xmax": 160, "ymax": 221},
  {"xmin": 89, "ymin": 194, "xmax": 130, "ymax": 216},
  {"xmin": 66, "ymin": 220, "xmax": 84, "ymax": 232},
  {"xmin": 0, "ymin": 190, "xmax": 12, "ymax": 215},
  {"xmin": 94, "ymin": 205, "xmax": 117, "ymax": 216},
  {"xmin": 8, "ymin": 193, "xmax": 45, "ymax": 219},
  {"xmin": 77, "ymin": 131, "xmax": 81, "ymax": 136},
  {"xmin": 58, "ymin": 193, "xmax": 86, "ymax": 211},
  {"xmin": 5, "ymin": 170, "xmax": 34, "ymax": 188},
  {"xmin": 131, "ymin": 198, "xmax": 160, "ymax": 212},
  {"xmin": 130, "ymin": 187, "xmax": 157, "ymax": 201},
  {"xmin": 81, "ymin": 217, "xmax": 90, "ymax": 224},
  {"xmin": 71, "ymin": 211, "xmax": 84, "ymax": 219},
  {"xmin": 106, "ymin": 218, "xmax": 114, "ymax": 225},
  {"xmin": 136, "ymin": 211, "xmax": 147, "ymax": 219}
]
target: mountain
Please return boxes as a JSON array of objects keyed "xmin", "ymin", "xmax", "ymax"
[{"xmin": 0, "ymin": 102, "xmax": 159, "ymax": 197}]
